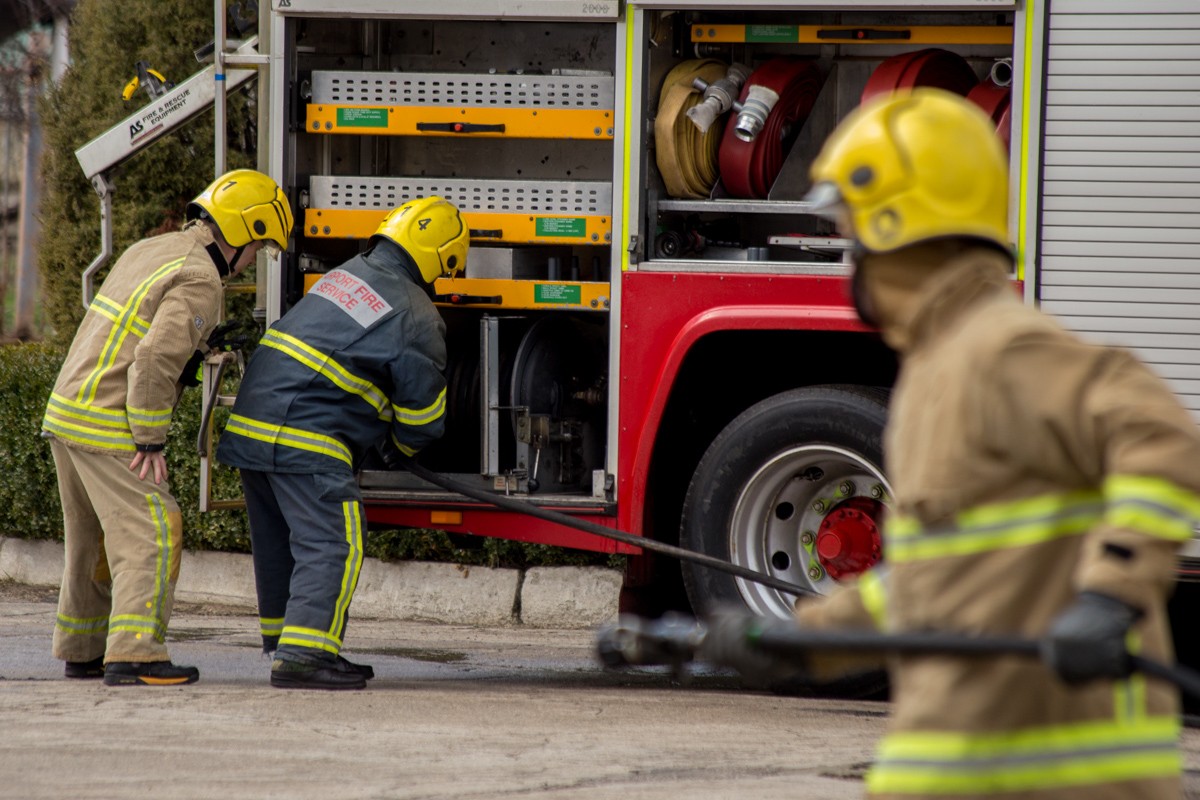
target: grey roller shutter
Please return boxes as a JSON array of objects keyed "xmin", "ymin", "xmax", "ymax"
[{"xmin": 1037, "ymin": 0, "xmax": 1200, "ymax": 415}]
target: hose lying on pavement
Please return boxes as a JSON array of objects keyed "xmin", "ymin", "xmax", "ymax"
[
  {"xmin": 395, "ymin": 456, "xmax": 1200, "ymax": 699},
  {"xmin": 396, "ymin": 455, "xmax": 818, "ymax": 598},
  {"xmin": 597, "ymin": 613, "xmax": 1200, "ymax": 700}
]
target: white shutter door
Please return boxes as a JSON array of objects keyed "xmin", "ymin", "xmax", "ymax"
[{"xmin": 1038, "ymin": 0, "xmax": 1200, "ymax": 415}]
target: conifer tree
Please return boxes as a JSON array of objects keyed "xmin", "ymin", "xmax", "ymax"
[{"xmin": 38, "ymin": 0, "xmax": 253, "ymax": 344}]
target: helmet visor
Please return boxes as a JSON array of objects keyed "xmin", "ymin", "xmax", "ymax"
[{"xmin": 803, "ymin": 182, "xmax": 854, "ymax": 238}]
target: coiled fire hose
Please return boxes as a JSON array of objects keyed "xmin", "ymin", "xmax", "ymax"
[
  {"xmin": 655, "ymin": 50, "xmax": 1011, "ymax": 203},
  {"xmin": 597, "ymin": 613, "xmax": 1200, "ymax": 701},
  {"xmin": 860, "ymin": 47, "xmax": 979, "ymax": 104},
  {"xmin": 862, "ymin": 48, "xmax": 1011, "ymax": 151},
  {"xmin": 655, "ymin": 59, "xmax": 729, "ymax": 199},
  {"xmin": 717, "ymin": 58, "xmax": 823, "ymax": 199},
  {"xmin": 966, "ymin": 61, "xmax": 1013, "ymax": 153}
]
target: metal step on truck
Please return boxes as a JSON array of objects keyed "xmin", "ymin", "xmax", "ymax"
[{"xmin": 75, "ymin": 0, "xmax": 1200, "ymax": 619}]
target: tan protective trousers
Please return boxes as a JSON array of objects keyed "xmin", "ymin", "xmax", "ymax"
[{"xmin": 50, "ymin": 439, "xmax": 183, "ymax": 664}]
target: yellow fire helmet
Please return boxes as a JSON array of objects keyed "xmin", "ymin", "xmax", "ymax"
[
  {"xmin": 186, "ymin": 169, "xmax": 293, "ymax": 255},
  {"xmin": 806, "ymin": 88, "xmax": 1009, "ymax": 255},
  {"xmin": 371, "ymin": 196, "xmax": 469, "ymax": 285}
]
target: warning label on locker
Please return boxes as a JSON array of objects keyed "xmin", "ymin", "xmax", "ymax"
[
  {"xmin": 336, "ymin": 107, "xmax": 389, "ymax": 128},
  {"xmin": 534, "ymin": 284, "xmax": 582, "ymax": 305},
  {"xmin": 535, "ymin": 217, "xmax": 587, "ymax": 238}
]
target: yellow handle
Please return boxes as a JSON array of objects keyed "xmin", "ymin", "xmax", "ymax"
[{"xmin": 121, "ymin": 68, "xmax": 168, "ymax": 101}]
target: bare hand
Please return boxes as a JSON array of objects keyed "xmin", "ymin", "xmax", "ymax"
[{"xmin": 129, "ymin": 450, "xmax": 168, "ymax": 485}]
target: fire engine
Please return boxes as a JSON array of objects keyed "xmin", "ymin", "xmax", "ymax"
[{"xmin": 74, "ymin": 0, "xmax": 1200, "ymax": 619}]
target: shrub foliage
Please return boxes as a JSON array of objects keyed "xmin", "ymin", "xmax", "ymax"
[{"xmin": 0, "ymin": 342, "xmax": 66, "ymax": 540}]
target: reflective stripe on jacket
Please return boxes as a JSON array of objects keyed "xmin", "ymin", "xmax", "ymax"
[
  {"xmin": 796, "ymin": 246, "xmax": 1200, "ymax": 799},
  {"xmin": 42, "ymin": 224, "xmax": 223, "ymax": 454},
  {"xmin": 216, "ymin": 239, "xmax": 447, "ymax": 473}
]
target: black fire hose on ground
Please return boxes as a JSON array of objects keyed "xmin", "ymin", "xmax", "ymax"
[
  {"xmin": 755, "ymin": 629, "xmax": 1200, "ymax": 699},
  {"xmin": 395, "ymin": 456, "xmax": 1200, "ymax": 700},
  {"xmin": 596, "ymin": 613, "xmax": 1200, "ymax": 701},
  {"xmin": 396, "ymin": 455, "xmax": 819, "ymax": 598}
]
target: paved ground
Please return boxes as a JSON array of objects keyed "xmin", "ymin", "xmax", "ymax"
[
  {"xmin": 4, "ymin": 583, "xmax": 1200, "ymax": 799},
  {"xmin": 0, "ymin": 584, "xmax": 882, "ymax": 800}
]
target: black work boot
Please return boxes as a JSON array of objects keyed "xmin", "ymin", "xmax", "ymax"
[
  {"xmin": 336, "ymin": 654, "xmax": 375, "ymax": 680},
  {"xmin": 103, "ymin": 661, "xmax": 200, "ymax": 686},
  {"xmin": 270, "ymin": 658, "xmax": 366, "ymax": 690},
  {"xmin": 64, "ymin": 656, "xmax": 105, "ymax": 679}
]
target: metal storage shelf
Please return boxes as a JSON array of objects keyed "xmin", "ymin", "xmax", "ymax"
[
  {"xmin": 638, "ymin": 259, "xmax": 849, "ymax": 276},
  {"xmin": 306, "ymin": 70, "xmax": 615, "ymax": 139},
  {"xmin": 432, "ymin": 277, "xmax": 610, "ymax": 311},
  {"xmin": 656, "ymin": 198, "xmax": 819, "ymax": 215},
  {"xmin": 305, "ymin": 176, "xmax": 613, "ymax": 244}
]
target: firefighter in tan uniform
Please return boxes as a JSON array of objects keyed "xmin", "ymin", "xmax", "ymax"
[
  {"xmin": 43, "ymin": 169, "xmax": 292, "ymax": 686},
  {"xmin": 707, "ymin": 89, "xmax": 1200, "ymax": 797}
]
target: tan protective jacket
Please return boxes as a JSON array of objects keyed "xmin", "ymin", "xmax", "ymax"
[
  {"xmin": 43, "ymin": 223, "xmax": 224, "ymax": 454},
  {"xmin": 797, "ymin": 244, "xmax": 1200, "ymax": 799}
]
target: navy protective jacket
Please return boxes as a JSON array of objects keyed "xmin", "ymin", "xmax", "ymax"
[{"xmin": 217, "ymin": 239, "xmax": 447, "ymax": 474}]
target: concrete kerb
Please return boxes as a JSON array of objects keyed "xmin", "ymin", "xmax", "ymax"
[{"xmin": 0, "ymin": 535, "xmax": 621, "ymax": 629}]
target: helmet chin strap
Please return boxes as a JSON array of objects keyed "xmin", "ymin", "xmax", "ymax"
[
  {"xmin": 204, "ymin": 242, "xmax": 245, "ymax": 278},
  {"xmin": 849, "ymin": 243, "xmax": 880, "ymax": 329}
]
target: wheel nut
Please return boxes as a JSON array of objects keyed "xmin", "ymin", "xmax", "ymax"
[
  {"xmin": 811, "ymin": 499, "xmax": 826, "ymax": 513},
  {"xmin": 808, "ymin": 566, "xmax": 823, "ymax": 580},
  {"xmin": 800, "ymin": 531, "xmax": 814, "ymax": 546},
  {"xmin": 871, "ymin": 484, "xmax": 885, "ymax": 499},
  {"xmin": 838, "ymin": 481, "xmax": 855, "ymax": 497}
]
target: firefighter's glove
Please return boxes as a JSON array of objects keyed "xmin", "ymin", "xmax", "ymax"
[
  {"xmin": 375, "ymin": 441, "xmax": 406, "ymax": 470},
  {"xmin": 699, "ymin": 608, "xmax": 804, "ymax": 689},
  {"xmin": 206, "ymin": 319, "xmax": 252, "ymax": 353},
  {"xmin": 178, "ymin": 349, "xmax": 205, "ymax": 388},
  {"xmin": 1041, "ymin": 591, "xmax": 1141, "ymax": 685}
]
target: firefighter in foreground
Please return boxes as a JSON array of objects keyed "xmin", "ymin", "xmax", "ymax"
[
  {"xmin": 704, "ymin": 89, "xmax": 1200, "ymax": 798},
  {"xmin": 216, "ymin": 196, "xmax": 467, "ymax": 690},
  {"xmin": 43, "ymin": 169, "xmax": 292, "ymax": 686}
]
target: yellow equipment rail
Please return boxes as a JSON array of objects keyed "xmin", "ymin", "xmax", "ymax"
[
  {"xmin": 691, "ymin": 24, "xmax": 1013, "ymax": 46},
  {"xmin": 303, "ymin": 208, "xmax": 611, "ymax": 245},
  {"xmin": 433, "ymin": 277, "xmax": 611, "ymax": 311},
  {"xmin": 301, "ymin": 274, "xmax": 611, "ymax": 311},
  {"xmin": 305, "ymin": 105, "xmax": 615, "ymax": 139}
]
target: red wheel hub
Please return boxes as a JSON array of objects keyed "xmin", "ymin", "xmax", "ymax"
[{"xmin": 815, "ymin": 497, "xmax": 884, "ymax": 580}]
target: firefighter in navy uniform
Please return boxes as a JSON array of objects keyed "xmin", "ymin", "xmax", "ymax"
[
  {"xmin": 704, "ymin": 89, "xmax": 1200, "ymax": 798},
  {"xmin": 44, "ymin": 169, "xmax": 292, "ymax": 686},
  {"xmin": 217, "ymin": 196, "xmax": 468, "ymax": 690}
]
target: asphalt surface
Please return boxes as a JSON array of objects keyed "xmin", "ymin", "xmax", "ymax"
[
  {"xmin": 5, "ymin": 583, "xmax": 1200, "ymax": 799},
  {"xmin": 0, "ymin": 583, "xmax": 885, "ymax": 800}
]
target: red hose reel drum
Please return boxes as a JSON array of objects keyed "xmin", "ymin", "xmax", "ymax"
[
  {"xmin": 717, "ymin": 58, "xmax": 823, "ymax": 199},
  {"xmin": 860, "ymin": 48, "xmax": 979, "ymax": 105},
  {"xmin": 967, "ymin": 78, "xmax": 1013, "ymax": 153},
  {"xmin": 863, "ymin": 48, "xmax": 1011, "ymax": 154}
]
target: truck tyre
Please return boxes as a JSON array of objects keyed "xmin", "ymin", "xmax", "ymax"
[{"xmin": 680, "ymin": 385, "xmax": 890, "ymax": 620}]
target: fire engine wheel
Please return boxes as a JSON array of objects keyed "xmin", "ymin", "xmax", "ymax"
[{"xmin": 680, "ymin": 385, "xmax": 891, "ymax": 621}]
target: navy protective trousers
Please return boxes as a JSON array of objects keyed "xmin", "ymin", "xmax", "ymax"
[{"xmin": 240, "ymin": 469, "xmax": 365, "ymax": 665}]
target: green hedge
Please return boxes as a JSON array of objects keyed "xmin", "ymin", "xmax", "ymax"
[
  {"xmin": 1, "ymin": 342, "xmax": 621, "ymax": 570},
  {"xmin": 0, "ymin": 340, "xmax": 257, "ymax": 549},
  {"xmin": 0, "ymin": 342, "xmax": 66, "ymax": 540}
]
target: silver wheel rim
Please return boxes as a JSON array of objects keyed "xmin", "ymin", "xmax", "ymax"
[{"xmin": 728, "ymin": 444, "xmax": 891, "ymax": 619}]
